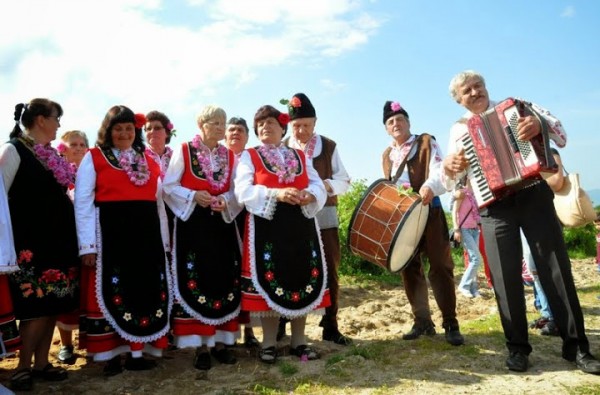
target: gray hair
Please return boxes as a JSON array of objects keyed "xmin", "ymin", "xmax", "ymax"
[
  {"xmin": 196, "ymin": 105, "xmax": 226, "ymax": 125},
  {"xmin": 449, "ymin": 70, "xmax": 486, "ymax": 102}
]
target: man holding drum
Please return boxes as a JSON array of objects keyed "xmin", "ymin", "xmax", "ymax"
[
  {"xmin": 381, "ymin": 101, "xmax": 464, "ymax": 346},
  {"xmin": 442, "ymin": 70, "xmax": 600, "ymax": 374},
  {"xmin": 284, "ymin": 93, "xmax": 353, "ymax": 346}
]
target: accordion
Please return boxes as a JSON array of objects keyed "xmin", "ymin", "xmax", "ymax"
[{"xmin": 460, "ymin": 98, "xmax": 556, "ymax": 208}]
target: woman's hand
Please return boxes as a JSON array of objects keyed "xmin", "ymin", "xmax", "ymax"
[
  {"xmin": 298, "ymin": 190, "xmax": 316, "ymax": 206},
  {"xmin": 453, "ymin": 229, "xmax": 462, "ymax": 243},
  {"xmin": 194, "ymin": 190, "xmax": 213, "ymax": 207},
  {"xmin": 277, "ymin": 187, "xmax": 301, "ymax": 205},
  {"xmin": 210, "ymin": 195, "xmax": 226, "ymax": 212},
  {"xmin": 81, "ymin": 253, "xmax": 97, "ymax": 267}
]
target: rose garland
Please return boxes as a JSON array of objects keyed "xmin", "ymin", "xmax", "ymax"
[
  {"xmin": 119, "ymin": 148, "xmax": 150, "ymax": 186},
  {"xmin": 257, "ymin": 144, "xmax": 299, "ymax": 184},
  {"xmin": 190, "ymin": 135, "xmax": 229, "ymax": 191},
  {"xmin": 32, "ymin": 144, "xmax": 76, "ymax": 188}
]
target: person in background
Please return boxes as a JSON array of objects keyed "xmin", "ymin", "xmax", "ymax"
[
  {"xmin": 381, "ymin": 100, "xmax": 464, "ymax": 346},
  {"xmin": 162, "ymin": 106, "xmax": 241, "ymax": 370},
  {"xmin": 595, "ymin": 212, "xmax": 600, "ymax": 273},
  {"xmin": 75, "ymin": 106, "xmax": 172, "ymax": 376},
  {"xmin": 0, "ymin": 166, "xmax": 22, "ymax": 395},
  {"xmin": 224, "ymin": 116, "xmax": 259, "ymax": 348},
  {"xmin": 451, "ymin": 179, "xmax": 482, "ymax": 298},
  {"xmin": 442, "ymin": 69, "xmax": 600, "ymax": 374},
  {"xmin": 283, "ymin": 92, "xmax": 352, "ymax": 345},
  {"xmin": 234, "ymin": 104, "xmax": 329, "ymax": 364},
  {"xmin": 55, "ymin": 130, "xmax": 90, "ymax": 364},
  {"xmin": 1, "ymin": 99, "xmax": 79, "ymax": 391}
]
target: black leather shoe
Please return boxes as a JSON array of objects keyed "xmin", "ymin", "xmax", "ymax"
[
  {"xmin": 444, "ymin": 327, "xmax": 464, "ymax": 346},
  {"xmin": 575, "ymin": 352, "xmax": 600, "ymax": 375},
  {"xmin": 211, "ymin": 347, "xmax": 237, "ymax": 364},
  {"xmin": 124, "ymin": 355, "xmax": 157, "ymax": 371},
  {"xmin": 402, "ymin": 324, "xmax": 436, "ymax": 340},
  {"xmin": 506, "ymin": 351, "xmax": 528, "ymax": 372},
  {"xmin": 323, "ymin": 329, "xmax": 353, "ymax": 345}
]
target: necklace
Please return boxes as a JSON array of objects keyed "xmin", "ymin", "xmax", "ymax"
[
  {"xmin": 118, "ymin": 149, "xmax": 150, "ymax": 186},
  {"xmin": 257, "ymin": 144, "xmax": 299, "ymax": 184},
  {"xmin": 31, "ymin": 142, "xmax": 76, "ymax": 188},
  {"xmin": 190, "ymin": 135, "xmax": 230, "ymax": 191},
  {"xmin": 145, "ymin": 146, "xmax": 172, "ymax": 180}
]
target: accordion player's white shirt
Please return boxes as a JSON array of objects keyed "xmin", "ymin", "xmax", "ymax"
[{"xmin": 441, "ymin": 99, "xmax": 567, "ymax": 191}]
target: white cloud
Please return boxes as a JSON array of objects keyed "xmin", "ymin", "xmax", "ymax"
[
  {"xmin": 560, "ymin": 6, "xmax": 575, "ymax": 18},
  {"xmin": 0, "ymin": 0, "xmax": 381, "ymax": 138}
]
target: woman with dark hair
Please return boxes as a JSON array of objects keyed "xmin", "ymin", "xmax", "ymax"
[
  {"xmin": 75, "ymin": 105, "xmax": 172, "ymax": 376},
  {"xmin": 144, "ymin": 110, "xmax": 175, "ymax": 181},
  {"xmin": 234, "ymin": 104, "xmax": 329, "ymax": 364},
  {"xmin": 162, "ymin": 105, "xmax": 242, "ymax": 370},
  {"xmin": 0, "ymin": 98, "xmax": 79, "ymax": 391}
]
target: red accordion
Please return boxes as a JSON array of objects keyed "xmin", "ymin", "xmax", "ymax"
[{"xmin": 460, "ymin": 98, "xmax": 556, "ymax": 208}]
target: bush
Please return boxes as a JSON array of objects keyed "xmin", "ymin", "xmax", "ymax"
[{"xmin": 563, "ymin": 222, "xmax": 597, "ymax": 259}]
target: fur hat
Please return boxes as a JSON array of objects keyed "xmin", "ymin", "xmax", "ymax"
[{"xmin": 383, "ymin": 101, "xmax": 409, "ymax": 124}]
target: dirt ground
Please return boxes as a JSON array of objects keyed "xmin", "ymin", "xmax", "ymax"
[{"xmin": 1, "ymin": 258, "xmax": 600, "ymax": 394}]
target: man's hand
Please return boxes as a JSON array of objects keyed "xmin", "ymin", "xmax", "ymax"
[
  {"xmin": 516, "ymin": 115, "xmax": 541, "ymax": 141},
  {"xmin": 419, "ymin": 186, "xmax": 434, "ymax": 205}
]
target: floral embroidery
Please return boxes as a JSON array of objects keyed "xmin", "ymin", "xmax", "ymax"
[
  {"xmin": 145, "ymin": 146, "xmax": 173, "ymax": 180},
  {"xmin": 190, "ymin": 136, "xmax": 230, "ymax": 191},
  {"xmin": 119, "ymin": 149, "xmax": 150, "ymax": 186},
  {"xmin": 256, "ymin": 145, "xmax": 300, "ymax": 184},
  {"xmin": 11, "ymin": 249, "xmax": 78, "ymax": 299},
  {"xmin": 261, "ymin": 242, "xmax": 320, "ymax": 302},
  {"xmin": 184, "ymin": 252, "xmax": 239, "ymax": 309},
  {"xmin": 32, "ymin": 143, "xmax": 76, "ymax": 188},
  {"xmin": 109, "ymin": 266, "xmax": 168, "ymax": 328}
]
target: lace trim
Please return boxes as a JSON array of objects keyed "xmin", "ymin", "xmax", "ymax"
[
  {"xmin": 95, "ymin": 207, "xmax": 172, "ymax": 344},
  {"xmin": 247, "ymin": 214, "xmax": 327, "ymax": 319},
  {"xmin": 170, "ymin": 221, "xmax": 240, "ymax": 327}
]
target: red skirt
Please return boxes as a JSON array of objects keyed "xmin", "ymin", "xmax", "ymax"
[{"xmin": 0, "ymin": 275, "xmax": 21, "ymax": 355}]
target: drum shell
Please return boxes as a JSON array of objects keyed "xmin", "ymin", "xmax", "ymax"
[{"xmin": 348, "ymin": 179, "xmax": 428, "ymax": 272}]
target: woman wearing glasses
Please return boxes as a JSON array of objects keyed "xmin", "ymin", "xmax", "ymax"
[{"xmin": 163, "ymin": 105, "xmax": 242, "ymax": 370}]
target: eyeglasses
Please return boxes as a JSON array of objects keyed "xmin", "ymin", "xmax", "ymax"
[
  {"xmin": 48, "ymin": 115, "xmax": 61, "ymax": 123},
  {"xmin": 205, "ymin": 121, "xmax": 225, "ymax": 128}
]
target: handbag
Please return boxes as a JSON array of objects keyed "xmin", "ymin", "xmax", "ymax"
[
  {"xmin": 449, "ymin": 206, "xmax": 472, "ymax": 248},
  {"xmin": 553, "ymin": 169, "xmax": 595, "ymax": 228}
]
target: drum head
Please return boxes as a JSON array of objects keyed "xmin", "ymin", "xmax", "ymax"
[{"xmin": 387, "ymin": 200, "xmax": 429, "ymax": 272}]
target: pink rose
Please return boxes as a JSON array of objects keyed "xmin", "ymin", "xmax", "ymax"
[{"xmin": 391, "ymin": 102, "xmax": 402, "ymax": 112}]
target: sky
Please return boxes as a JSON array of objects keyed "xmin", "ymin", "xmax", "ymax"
[{"xmin": 1, "ymin": 0, "xmax": 599, "ymax": 208}]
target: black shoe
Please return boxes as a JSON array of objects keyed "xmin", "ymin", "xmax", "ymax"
[
  {"xmin": 276, "ymin": 318, "xmax": 288, "ymax": 341},
  {"xmin": 444, "ymin": 326, "xmax": 464, "ymax": 346},
  {"xmin": 323, "ymin": 329, "xmax": 353, "ymax": 346},
  {"xmin": 103, "ymin": 355, "xmax": 123, "ymax": 377},
  {"xmin": 244, "ymin": 335, "xmax": 260, "ymax": 348},
  {"xmin": 31, "ymin": 363, "xmax": 68, "ymax": 381},
  {"xmin": 506, "ymin": 351, "xmax": 529, "ymax": 372},
  {"xmin": 402, "ymin": 324, "xmax": 436, "ymax": 340},
  {"xmin": 10, "ymin": 369, "xmax": 33, "ymax": 391},
  {"xmin": 575, "ymin": 352, "xmax": 600, "ymax": 375},
  {"xmin": 194, "ymin": 350, "xmax": 212, "ymax": 370},
  {"xmin": 540, "ymin": 320, "xmax": 559, "ymax": 336},
  {"xmin": 211, "ymin": 347, "xmax": 237, "ymax": 364},
  {"xmin": 124, "ymin": 355, "xmax": 157, "ymax": 371}
]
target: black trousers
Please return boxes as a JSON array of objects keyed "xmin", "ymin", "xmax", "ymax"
[{"xmin": 480, "ymin": 182, "xmax": 589, "ymax": 359}]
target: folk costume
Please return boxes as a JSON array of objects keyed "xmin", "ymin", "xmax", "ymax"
[
  {"xmin": 162, "ymin": 137, "xmax": 242, "ymax": 348},
  {"xmin": 0, "ymin": 137, "xmax": 80, "ymax": 322},
  {"xmin": 75, "ymin": 147, "xmax": 172, "ymax": 361},
  {"xmin": 0, "ymin": 172, "xmax": 21, "ymax": 356},
  {"xmin": 235, "ymin": 144, "xmax": 330, "ymax": 319}
]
